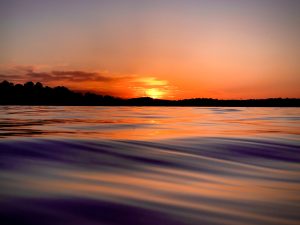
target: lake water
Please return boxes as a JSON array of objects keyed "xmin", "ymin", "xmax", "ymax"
[{"xmin": 0, "ymin": 106, "xmax": 299, "ymax": 225}]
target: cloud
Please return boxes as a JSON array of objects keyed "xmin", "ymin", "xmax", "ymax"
[
  {"xmin": 0, "ymin": 66, "xmax": 168, "ymax": 87},
  {"xmin": 0, "ymin": 65, "xmax": 122, "ymax": 83},
  {"xmin": 0, "ymin": 74, "xmax": 22, "ymax": 80},
  {"xmin": 26, "ymin": 70, "xmax": 117, "ymax": 83},
  {"xmin": 0, "ymin": 65, "xmax": 174, "ymax": 98},
  {"xmin": 133, "ymin": 77, "xmax": 168, "ymax": 87},
  {"xmin": 14, "ymin": 65, "xmax": 36, "ymax": 73}
]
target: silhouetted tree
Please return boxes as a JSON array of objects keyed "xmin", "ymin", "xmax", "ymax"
[
  {"xmin": 35, "ymin": 82, "xmax": 43, "ymax": 89},
  {"xmin": 0, "ymin": 80, "xmax": 299, "ymax": 106},
  {"xmin": 24, "ymin": 81, "xmax": 34, "ymax": 89}
]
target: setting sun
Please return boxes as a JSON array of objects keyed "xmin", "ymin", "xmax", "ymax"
[{"xmin": 145, "ymin": 88, "xmax": 165, "ymax": 99}]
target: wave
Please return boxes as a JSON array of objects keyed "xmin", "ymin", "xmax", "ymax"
[{"xmin": 0, "ymin": 137, "xmax": 299, "ymax": 225}]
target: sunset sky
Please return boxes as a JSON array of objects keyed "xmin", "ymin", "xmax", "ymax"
[{"xmin": 1, "ymin": 0, "xmax": 299, "ymax": 99}]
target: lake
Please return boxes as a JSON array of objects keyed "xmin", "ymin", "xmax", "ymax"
[{"xmin": 0, "ymin": 106, "xmax": 299, "ymax": 225}]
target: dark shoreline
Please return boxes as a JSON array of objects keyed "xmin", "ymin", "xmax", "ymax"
[
  {"xmin": 1, "ymin": 80, "xmax": 299, "ymax": 107},
  {"xmin": 1, "ymin": 105, "xmax": 300, "ymax": 107}
]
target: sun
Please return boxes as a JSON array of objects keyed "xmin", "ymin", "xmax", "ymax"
[{"xmin": 145, "ymin": 88, "xmax": 165, "ymax": 99}]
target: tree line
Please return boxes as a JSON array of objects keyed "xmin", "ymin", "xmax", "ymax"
[{"xmin": 0, "ymin": 80, "xmax": 299, "ymax": 106}]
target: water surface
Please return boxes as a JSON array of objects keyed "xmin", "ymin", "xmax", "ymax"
[{"xmin": 0, "ymin": 106, "xmax": 299, "ymax": 225}]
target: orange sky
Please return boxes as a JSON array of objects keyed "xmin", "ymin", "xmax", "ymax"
[{"xmin": 1, "ymin": 0, "xmax": 299, "ymax": 99}]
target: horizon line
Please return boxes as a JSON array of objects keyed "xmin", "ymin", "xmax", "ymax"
[{"xmin": 1, "ymin": 80, "xmax": 300, "ymax": 101}]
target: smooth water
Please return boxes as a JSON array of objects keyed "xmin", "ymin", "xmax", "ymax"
[{"xmin": 0, "ymin": 106, "xmax": 299, "ymax": 225}]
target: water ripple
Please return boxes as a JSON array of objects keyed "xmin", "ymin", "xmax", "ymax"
[{"xmin": 1, "ymin": 137, "xmax": 299, "ymax": 225}]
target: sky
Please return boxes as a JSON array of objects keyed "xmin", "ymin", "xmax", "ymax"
[{"xmin": 0, "ymin": 0, "xmax": 300, "ymax": 99}]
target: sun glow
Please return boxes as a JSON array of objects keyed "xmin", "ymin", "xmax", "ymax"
[{"xmin": 145, "ymin": 88, "xmax": 165, "ymax": 99}]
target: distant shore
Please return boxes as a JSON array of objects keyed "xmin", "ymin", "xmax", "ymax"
[{"xmin": 1, "ymin": 80, "xmax": 299, "ymax": 107}]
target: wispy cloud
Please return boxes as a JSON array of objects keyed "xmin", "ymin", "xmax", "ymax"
[
  {"xmin": 0, "ymin": 65, "xmax": 126, "ymax": 83},
  {"xmin": 27, "ymin": 70, "xmax": 117, "ymax": 82},
  {"xmin": 0, "ymin": 65, "xmax": 175, "ymax": 98}
]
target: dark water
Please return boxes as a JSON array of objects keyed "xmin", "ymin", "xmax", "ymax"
[{"xmin": 0, "ymin": 106, "xmax": 299, "ymax": 225}]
